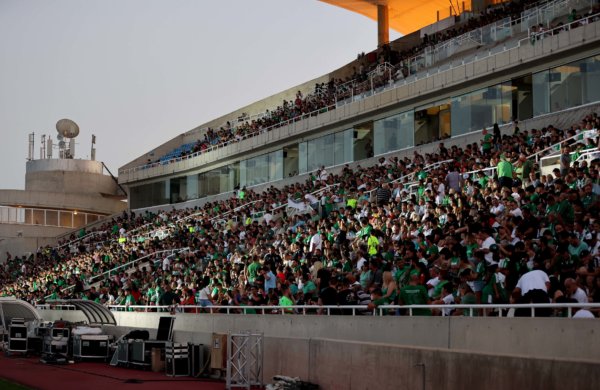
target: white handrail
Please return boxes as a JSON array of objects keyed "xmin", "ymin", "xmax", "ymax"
[{"xmin": 98, "ymin": 302, "xmax": 600, "ymax": 318}]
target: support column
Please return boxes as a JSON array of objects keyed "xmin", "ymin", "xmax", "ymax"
[{"xmin": 377, "ymin": 3, "xmax": 389, "ymax": 47}]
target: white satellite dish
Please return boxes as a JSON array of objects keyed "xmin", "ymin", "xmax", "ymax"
[{"xmin": 56, "ymin": 118, "xmax": 80, "ymax": 138}]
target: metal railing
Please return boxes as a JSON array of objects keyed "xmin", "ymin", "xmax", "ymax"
[
  {"xmin": 56, "ymin": 230, "xmax": 108, "ymax": 250},
  {"xmin": 87, "ymin": 247, "xmax": 190, "ymax": 285},
  {"xmin": 98, "ymin": 302, "xmax": 600, "ymax": 318}
]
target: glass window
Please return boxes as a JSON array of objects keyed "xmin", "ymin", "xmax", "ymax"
[
  {"xmin": 25, "ymin": 209, "xmax": 32, "ymax": 224},
  {"xmin": 451, "ymin": 84, "xmax": 513, "ymax": 136},
  {"xmin": 334, "ymin": 129, "xmax": 353, "ymax": 166},
  {"xmin": 74, "ymin": 212, "xmax": 86, "ymax": 227},
  {"xmin": 33, "ymin": 209, "xmax": 44, "ymax": 225},
  {"xmin": 415, "ymin": 101, "xmax": 450, "ymax": 144},
  {"xmin": 239, "ymin": 160, "xmax": 248, "ymax": 189},
  {"xmin": 532, "ymin": 70, "xmax": 549, "ymax": 116},
  {"xmin": 59, "ymin": 211, "xmax": 73, "ymax": 228},
  {"xmin": 353, "ymin": 122, "xmax": 374, "ymax": 161},
  {"xmin": 510, "ymin": 75, "xmax": 533, "ymax": 121},
  {"xmin": 269, "ymin": 150, "xmax": 283, "ymax": 182},
  {"xmin": 186, "ymin": 174, "xmax": 199, "ymax": 201},
  {"xmin": 581, "ymin": 55, "xmax": 600, "ymax": 104},
  {"xmin": 299, "ymin": 142, "xmax": 308, "ymax": 174},
  {"xmin": 549, "ymin": 62, "xmax": 582, "ymax": 112},
  {"xmin": 283, "ymin": 146, "xmax": 299, "ymax": 177},
  {"xmin": 374, "ymin": 111, "xmax": 414, "ymax": 155},
  {"xmin": 306, "ymin": 139, "xmax": 318, "ymax": 173},
  {"xmin": 46, "ymin": 210, "xmax": 58, "ymax": 226}
]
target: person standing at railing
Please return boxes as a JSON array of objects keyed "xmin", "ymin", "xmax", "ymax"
[
  {"xmin": 513, "ymin": 257, "xmax": 552, "ymax": 317},
  {"xmin": 497, "ymin": 153, "xmax": 514, "ymax": 189},
  {"xmin": 560, "ymin": 145, "xmax": 571, "ymax": 177},
  {"xmin": 481, "ymin": 128, "xmax": 493, "ymax": 155},
  {"xmin": 279, "ymin": 284, "xmax": 294, "ymax": 314},
  {"xmin": 493, "ymin": 123, "xmax": 502, "ymax": 151},
  {"xmin": 398, "ymin": 274, "xmax": 431, "ymax": 316}
]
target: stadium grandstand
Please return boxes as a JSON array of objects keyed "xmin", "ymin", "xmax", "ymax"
[{"xmin": 2, "ymin": 0, "xmax": 600, "ymax": 389}]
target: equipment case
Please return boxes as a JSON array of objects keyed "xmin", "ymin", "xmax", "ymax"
[
  {"xmin": 73, "ymin": 334, "xmax": 111, "ymax": 360},
  {"xmin": 166, "ymin": 343, "xmax": 189, "ymax": 377}
]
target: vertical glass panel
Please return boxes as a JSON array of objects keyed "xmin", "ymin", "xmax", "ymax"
[
  {"xmin": 343, "ymin": 129, "xmax": 354, "ymax": 163},
  {"xmin": 414, "ymin": 102, "xmax": 449, "ymax": 145},
  {"xmin": 439, "ymin": 104, "xmax": 451, "ymax": 139},
  {"xmin": 74, "ymin": 212, "xmax": 86, "ymax": 227},
  {"xmin": 283, "ymin": 146, "xmax": 299, "ymax": 178},
  {"xmin": 334, "ymin": 131, "xmax": 346, "ymax": 165},
  {"xmin": 374, "ymin": 115, "xmax": 397, "ymax": 155},
  {"xmin": 46, "ymin": 210, "xmax": 58, "ymax": 226},
  {"xmin": 511, "ymin": 75, "xmax": 533, "ymax": 121},
  {"xmin": 398, "ymin": 111, "xmax": 414, "ymax": 149},
  {"xmin": 269, "ymin": 150, "xmax": 283, "ymax": 182},
  {"xmin": 299, "ymin": 142, "xmax": 308, "ymax": 174},
  {"xmin": 581, "ymin": 55, "xmax": 600, "ymax": 104},
  {"xmin": 170, "ymin": 177, "xmax": 182, "ymax": 203},
  {"xmin": 320, "ymin": 134, "xmax": 334, "ymax": 168},
  {"xmin": 256, "ymin": 154, "xmax": 269, "ymax": 185},
  {"xmin": 374, "ymin": 111, "xmax": 414, "ymax": 154},
  {"xmin": 500, "ymin": 82, "xmax": 513, "ymax": 124},
  {"xmin": 17, "ymin": 208, "xmax": 25, "ymax": 223},
  {"xmin": 239, "ymin": 160, "xmax": 247, "ymax": 188},
  {"xmin": 164, "ymin": 179, "xmax": 171, "ymax": 204},
  {"xmin": 230, "ymin": 162, "xmax": 240, "ymax": 190},
  {"xmin": 451, "ymin": 94, "xmax": 471, "ymax": 136},
  {"xmin": 353, "ymin": 122, "xmax": 373, "ymax": 161},
  {"xmin": 209, "ymin": 169, "xmax": 222, "ymax": 195},
  {"xmin": 59, "ymin": 211, "xmax": 73, "ymax": 228},
  {"xmin": 549, "ymin": 63, "xmax": 582, "ymax": 112},
  {"xmin": 218, "ymin": 166, "xmax": 231, "ymax": 193},
  {"xmin": 186, "ymin": 174, "xmax": 198, "ymax": 201},
  {"xmin": 25, "ymin": 209, "xmax": 32, "ymax": 224},
  {"xmin": 87, "ymin": 214, "xmax": 99, "ymax": 224},
  {"xmin": 306, "ymin": 139, "xmax": 318, "ymax": 173},
  {"xmin": 33, "ymin": 209, "xmax": 44, "ymax": 225},
  {"xmin": 533, "ymin": 70, "xmax": 549, "ymax": 117}
]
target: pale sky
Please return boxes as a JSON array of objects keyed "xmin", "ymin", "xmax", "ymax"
[{"xmin": 0, "ymin": 0, "xmax": 400, "ymax": 190}]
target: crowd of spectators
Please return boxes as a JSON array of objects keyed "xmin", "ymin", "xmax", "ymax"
[
  {"xmin": 145, "ymin": 0, "xmax": 570, "ymax": 169},
  {"xmin": 2, "ymin": 112, "xmax": 599, "ymax": 318}
]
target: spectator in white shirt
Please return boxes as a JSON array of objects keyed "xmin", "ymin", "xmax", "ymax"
[{"xmin": 565, "ymin": 278, "xmax": 589, "ymax": 303}]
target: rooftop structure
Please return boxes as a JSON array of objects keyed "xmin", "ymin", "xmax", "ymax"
[{"xmin": 0, "ymin": 120, "xmax": 127, "ymax": 262}]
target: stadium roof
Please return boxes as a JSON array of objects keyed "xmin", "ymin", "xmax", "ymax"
[{"xmin": 319, "ymin": 0, "xmax": 473, "ymax": 35}]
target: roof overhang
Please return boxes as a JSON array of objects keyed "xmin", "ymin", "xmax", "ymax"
[
  {"xmin": 0, "ymin": 297, "xmax": 41, "ymax": 329},
  {"xmin": 46, "ymin": 299, "xmax": 117, "ymax": 326},
  {"xmin": 319, "ymin": 0, "xmax": 473, "ymax": 35}
]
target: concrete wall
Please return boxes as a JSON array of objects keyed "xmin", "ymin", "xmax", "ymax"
[
  {"xmin": 37, "ymin": 309, "xmax": 600, "ymax": 389},
  {"xmin": 305, "ymin": 338, "xmax": 600, "ymax": 390},
  {"xmin": 0, "ymin": 224, "xmax": 66, "ymax": 261},
  {"xmin": 25, "ymin": 159, "xmax": 121, "ymax": 196},
  {"xmin": 38, "ymin": 310, "xmax": 600, "ymax": 362}
]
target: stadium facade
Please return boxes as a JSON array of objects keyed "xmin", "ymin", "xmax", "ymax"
[
  {"xmin": 3, "ymin": 2, "xmax": 599, "ymax": 389},
  {"xmin": 119, "ymin": 0, "xmax": 600, "ymax": 212}
]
